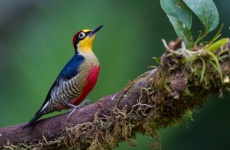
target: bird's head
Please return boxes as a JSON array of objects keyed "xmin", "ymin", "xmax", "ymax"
[{"xmin": 72, "ymin": 25, "xmax": 103, "ymax": 54}]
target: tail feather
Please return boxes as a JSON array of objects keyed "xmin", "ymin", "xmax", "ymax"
[
  {"xmin": 24, "ymin": 101, "xmax": 50, "ymax": 128},
  {"xmin": 23, "ymin": 110, "xmax": 44, "ymax": 128}
]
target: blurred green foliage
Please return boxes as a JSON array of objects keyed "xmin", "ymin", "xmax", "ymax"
[{"xmin": 0, "ymin": 0, "xmax": 229, "ymax": 149}]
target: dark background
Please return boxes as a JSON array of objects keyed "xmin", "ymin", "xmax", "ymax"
[{"xmin": 0, "ymin": 0, "xmax": 229, "ymax": 149}]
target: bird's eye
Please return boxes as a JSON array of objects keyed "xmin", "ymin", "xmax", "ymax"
[{"xmin": 78, "ymin": 32, "xmax": 86, "ymax": 38}]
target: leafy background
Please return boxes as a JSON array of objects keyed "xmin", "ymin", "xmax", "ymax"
[{"xmin": 0, "ymin": 0, "xmax": 229, "ymax": 149}]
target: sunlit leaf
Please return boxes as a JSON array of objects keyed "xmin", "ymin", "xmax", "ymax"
[
  {"xmin": 206, "ymin": 38, "xmax": 229, "ymax": 52},
  {"xmin": 183, "ymin": 0, "xmax": 219, "ymax": 32}
]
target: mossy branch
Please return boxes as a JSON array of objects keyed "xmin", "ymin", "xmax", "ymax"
[{"xmin": 0, "ymin": 38, "xmax": 230, "ymax": 150}]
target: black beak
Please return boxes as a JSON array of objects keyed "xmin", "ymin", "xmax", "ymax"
[{"xmin": 88, "ymin": 25, "xmax": 103, "ymax": 37}]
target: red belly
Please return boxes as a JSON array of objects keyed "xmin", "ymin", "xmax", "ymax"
[{"xmin": 71, "ymin": 65, "xmax": 100, "ymax": 105}]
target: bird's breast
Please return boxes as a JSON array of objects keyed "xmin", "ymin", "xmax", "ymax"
[
  {"xmin": 85, "ymin": 65, "xmax": 100, "ymax": 89},
  {"xmin": 70, "ymin": 63, "xmax": 100, "ymax": 105},
  {"xmin": 70, "ymin": 52, "xmax": 100, "ymax": 105}
]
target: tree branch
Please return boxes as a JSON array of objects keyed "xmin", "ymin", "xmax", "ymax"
[{"xmin": 0, "ymin": 38, "xmax": 230, "ymax": 149}]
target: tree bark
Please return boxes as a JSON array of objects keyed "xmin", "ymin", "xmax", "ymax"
[{"xmin": 0, "ymin": 39, "xmax": 230, "ymax": 149}]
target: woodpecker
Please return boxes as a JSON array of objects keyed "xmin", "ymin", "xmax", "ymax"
[{"xmin": 24, "ymin": 25, "xmax": 103, "ymax": 128}]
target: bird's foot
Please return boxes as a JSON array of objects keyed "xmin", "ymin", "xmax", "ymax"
[{"xmin": 67, "ymin": 99, "xmax": 92, "ymax": 120}]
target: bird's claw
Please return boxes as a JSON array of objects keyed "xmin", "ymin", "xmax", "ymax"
[{"xmin": 67, "ymin": 99, "xmax": 92, "ymax": 120}]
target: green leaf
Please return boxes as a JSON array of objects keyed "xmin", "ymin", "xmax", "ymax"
[
  {"xmin": 160, "ymin": 0, "xmax": 194, "ymax": 48},
  {"xmin": 200, "ymin": 58, "xmax": 206, "ymax": 82},
  {"xmin": 168, "ymin": 15, "xmax": 194, "ymax": 49},
  {"xmin": 208, "ymin": 51, "xmax": 223, "ymax": 82},
  {"xmin": 183, "ymin": 0, "xmax": 219, "ymax": 32},
  {"xmin": 206, "ymin": 38, "xmax": 229, "ymax": 52},
  {"xmin": 160, "ymin": 0, "xmax": 192, "ymax": 29},
  {"xmin": 210, "ymin": 23, "xmax": 224, "ymax": 44},
  {"xmin": 152, "ymin": 57, "xmax": 160, "ymax": 64}
]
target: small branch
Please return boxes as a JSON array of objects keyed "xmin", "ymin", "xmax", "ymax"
[{"xmin": 0, "ymin": 38, "xmax": 230, "ymax": 149}]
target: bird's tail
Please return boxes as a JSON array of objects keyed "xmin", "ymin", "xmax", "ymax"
[
  {"xmin": 23, "ymin": 102, "xmax": 50, "ymax": 128},
  {"xmin": 23, "ymin": 110, "xmax": 44, "ymax": 128}
]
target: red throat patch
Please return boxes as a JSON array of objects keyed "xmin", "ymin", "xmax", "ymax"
[{"xmin": 71, "ymin": 65, "xmax": 100, "ymax": 105}]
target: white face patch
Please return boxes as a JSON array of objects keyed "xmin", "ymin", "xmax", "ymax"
[{"xmin": 78, "ymin": 32, "xmax": 86, "ymax": 39}]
